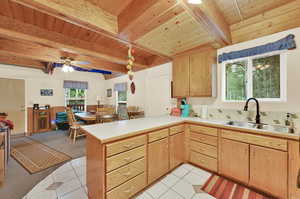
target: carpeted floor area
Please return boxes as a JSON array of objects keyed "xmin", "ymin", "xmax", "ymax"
[{"xmin": 0, "ymin": 130, "xmax": 86, "ymax": 199}]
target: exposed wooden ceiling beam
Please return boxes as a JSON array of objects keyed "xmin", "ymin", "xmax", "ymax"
[
  {"xmin": 0, "ymin": 53, "xmax": 44, "ymax": 70},
  {"xmin": 0, "ymin": 15, "xmax": 147, "ymax": 69},
  {"xmin": 118, "ymin": 0, "xmax": 182, "ymax": 41},
  {"xmin": 0, "ymin": 37, "xmax": 128, "ymax": 73},
  {"xmin": 10, "ymin": 0, "xmax": 172, "ymax": 62},
  {"xmin": 11, "ymin": 0, "xmax": 118, "ymax": 34},
  {"xmin": 179, "ymin": 0, "xmax": 232, "ymax": 46}
]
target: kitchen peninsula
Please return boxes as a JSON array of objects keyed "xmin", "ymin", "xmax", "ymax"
[{"xmin": 82, "ymin": 116, "xmax": 300, "ymax": 199}]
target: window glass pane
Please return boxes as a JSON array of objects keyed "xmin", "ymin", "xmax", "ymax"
[
  {"xmin": 252, "ymin": 55, "xmax": 280, "ymax": 98},
  {"xmin": 118, "ymin": 91, "xmax": 127, "ymax": 102},
  {"xmin": 225, "ymin": 61, "xmax": 247, "ymax": 101},
  {"xmin": 77, "ymin": 89, "xmax": 85, "ymax": 98},
  {"xmin": 69, "ymin": 88, "xmax": 77, "ymax": 98}
]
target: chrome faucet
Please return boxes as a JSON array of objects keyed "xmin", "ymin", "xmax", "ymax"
[{"xmin": 244, "ymin": 98, "xmax": 261, "ymax": 124}]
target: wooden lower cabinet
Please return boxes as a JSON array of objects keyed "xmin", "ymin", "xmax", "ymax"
[
  {"xmin": 106, "ymin": 173, "xmax": 146, "ymax": 199},
  {"xmin": 219, "ymin": 139, "xmax": 249, "ymax": 184},
  {"xmin": 0, "ymin": 147, "xmax": 4, "ymax": 184},
  {"xmin": 148, "ymin": 138, "xmax": 169, "ymax": 183},
  {"xmin": 169, "ymin": 132, "xmax": 185, "ymax": 170},
  {"xmin": 288, "ymin": 141, "xmax": 300, "ymax": 199},
  {"xmin": 249, "ymin": 145, "xmax": 288, "ymax": 199},
  {"xmin": 190, "ymin": 151, "xmax": 217, "ymax": 172}
]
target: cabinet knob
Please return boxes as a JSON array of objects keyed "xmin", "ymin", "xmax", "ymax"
[
  {"xmin": 123, "ymin": 172, "xmax": 131, "ymax": 177},
  {"xmin": 124, "ymin": 157, "xmax": 131, "ymax": 162},
  {"xmin": 123, "ymin": 144, "xmax": 132, "ymax": 149}
]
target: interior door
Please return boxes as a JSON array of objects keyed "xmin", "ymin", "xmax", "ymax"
[
  {"xmin": 0, "ymin": 78, "xmax": 25, "ymax": 134},
  {"xmin": 249, "ymin": 145, "xmax": 288, "ymax": 199},
  {"xmin": 148, "ymin": 138, "xmax": 169, "ymax": 184},
  {"xmin": 145, "ymin": 75, "xmax": 171, "ymax": 117},
  {"xmin": 220, "ymin": 138, "xmax": 249, "ymax": 184}
]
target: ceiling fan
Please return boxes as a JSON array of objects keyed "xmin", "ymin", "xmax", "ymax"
[{"xmin": 56, "ymin": 57, "xmax": 90, "ymax": 73}]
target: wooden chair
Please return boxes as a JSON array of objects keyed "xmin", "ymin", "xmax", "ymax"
[{"xmin": 66, "ymin": 107, "xmax": 85, "ymax": 143}]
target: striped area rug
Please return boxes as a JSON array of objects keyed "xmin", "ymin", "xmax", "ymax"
[
  {"xmin": 11, "ymin": 137, "xmax": 71, "ymax": 174},
  {"xmin": 202, "ymin": 175, "xmax": 272, "ymax": 199}
]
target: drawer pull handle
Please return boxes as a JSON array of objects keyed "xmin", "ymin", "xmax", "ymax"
[
  {"xmin": 124, "ymin": 187, "xmax": 133, "ymax": 194},
  {"xmin": 124, "ymin": 157, "xmax": 132, "ymax": 162},
  {"xmin": 123, "ymin": 172, "xmax": 131, "ymax": 177},
  {"xmin": 123, "ymin": 144, "xmax": 132, "ymax": 148}
]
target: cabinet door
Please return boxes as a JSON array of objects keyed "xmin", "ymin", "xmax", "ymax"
[
  {"xmin": 189, "ymin": 50, "xmax": 215, "ymax": 97},
  {"xmin": 148, "ymin": 138, "xmax": 169, "ymax": 184},
  {"xmin": 172, "ymin": 55, "xmax": 190, "ymax": 97},
  {"xmin": 220, "ymin": 139, "xmax": 249, "ymax": 184},
  {"xmin": 0, "ymin": 148, "xmax": 4, "ymax": 183},
  {"xmin": 249, "ymin": 145, "xmax": 287, "ymax": 199},
  {"xmin": 169, "ymin": 132, "xmax": 185, "ymax": 170}
]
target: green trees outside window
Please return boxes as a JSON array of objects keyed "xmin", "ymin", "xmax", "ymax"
[{"xmin": 224, "ymin": 54, "xmax": 282, "ymax": 101}]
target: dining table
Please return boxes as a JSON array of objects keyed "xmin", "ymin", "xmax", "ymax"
[
  {"xmin": 75, "ymin": 112, "xmax": 118, "ymax": 124},
  {"xmin": 75, "ymin": 112, "xmax": 97, "ymax": 124},
  {"xmin": 128, "ymin": 111, "xmax": 144, "ymax": 119}
]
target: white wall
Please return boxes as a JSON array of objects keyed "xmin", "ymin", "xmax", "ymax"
[
  {"xmin": 104, "ymin": 63, "xmax": 175, "ymax": 117},
  {"xmin": 190, "ymin": 27, "xmax": 300, "ymax": 113},
  {"xmin": 0, "ymin": 64, "xmax": 106, "ymax": 107}
]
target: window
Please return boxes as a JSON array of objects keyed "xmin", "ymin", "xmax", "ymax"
[
  {"xmin": 117, "ymin": 91, "xmax": 127, "ymax": 103},
  {"xmin": 222, "ymin": 52, "xmax": 286, "ymax": 102},
  {"xmin": 65, "ymin": 88, "xmax": 87, "ymax": 111}
]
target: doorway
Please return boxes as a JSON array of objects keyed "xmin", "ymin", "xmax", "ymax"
[{"xmin": 0, "ymin": 78, "xmax": 25, "ymax": 134}]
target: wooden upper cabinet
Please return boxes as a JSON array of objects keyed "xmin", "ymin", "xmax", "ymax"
[
  {"xmin": 169, "ymin": 132, "xmax": 185, "ymax": 170},
  {"xmin": 148, "ymin": 138, "xmax": 169, "ymax": 184},
  {"xmin": 172, "ymin": 49, "xmax": 216, "ymax": 98},
  {"xmin": 189, "ymin": 50, "xmax": 214, "ymax": 97},
  {"xmin": 249, "ymin": 145, "xmax": 288, "ymax": 199},
  {"xmin": 220, "ymin": 139, "xmax": 249, "ymax": 184},
  {"xmin": 172, "ymin": 55, "xmax": 190, "ymax": 97}
]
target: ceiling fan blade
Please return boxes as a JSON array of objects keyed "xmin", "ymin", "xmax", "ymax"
[{"xmin": 71, "ymin": 61, "xmax": 91, "ymax": 65}]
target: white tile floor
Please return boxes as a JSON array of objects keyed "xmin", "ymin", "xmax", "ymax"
[{"xmin": 23, "ymin": 157, "xmax": 216, "ymax": 199}]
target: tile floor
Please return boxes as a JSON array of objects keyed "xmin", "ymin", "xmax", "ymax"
[{"xmin": 23, "ymin": 157, "xmax": 216, "ymax": 199}]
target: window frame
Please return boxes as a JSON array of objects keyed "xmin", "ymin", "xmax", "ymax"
[
  {"xmin": 221, "ymin": 51, "xmax": 287, "ymax": 102},
  {"xmin": 64, "ymin": 88, "xmax": 88, "ymax": 110}
]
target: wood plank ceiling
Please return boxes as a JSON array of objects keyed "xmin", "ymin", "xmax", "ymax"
[{"xmin": 0, "ymin": 0, "xmax": 299, "ymax": 76}]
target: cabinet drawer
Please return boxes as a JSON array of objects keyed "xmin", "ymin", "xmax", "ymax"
[
  {"xmin": 190, "ymin": 140, "xmax": 217, "ymax": 158},
  {"xmin": 148, "ymin": 129, "xmax": 169, "ymax": 143},
  {"xmin": 190, "ymin": 125, "xmax": 218, "ymax": 136},
  {"xmin": 106, "ymin": 173, "xmax": 146, "ymax": 199},
  {"xmin": 190, "ymin": 132, "xmax": 218, "ymax": 146},
  {"xmin": 106, "ymin": 146, "xmax": 146, "ymax": 172},
  {"xmin": 221, "ymin": 130, "xmax": 287, "ymax": 151},
  {"xmin": 106, "ymin": 158, "xmax": 145, "ymax": 191},
  {"xmin": 170, "ymin": 125, "xmax": 185, "ymax": 136},
  {"xmin": 106, "ymin": 135, "xmax": 146, "ymax": 157},
  {"xmin": 190, "ymin": 151, "xmax": 217, "ymax": 172}
]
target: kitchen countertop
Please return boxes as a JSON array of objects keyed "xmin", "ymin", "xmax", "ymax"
[{"xmin": 81, "ymin": 115, "xmax": 300, "ymax": 143}]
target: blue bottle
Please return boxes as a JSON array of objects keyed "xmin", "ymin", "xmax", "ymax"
[{"xmin": 180, "ymin": 99, "xmax": 190, "ymax": 117}]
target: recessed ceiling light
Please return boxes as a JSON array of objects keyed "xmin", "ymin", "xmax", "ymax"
[{"xmin": 188, "ymin": 0, "xmax": 203, "ymax": 4}]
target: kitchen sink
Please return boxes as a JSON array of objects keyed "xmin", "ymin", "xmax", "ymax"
[{"xmin": 225, "ymin": 121, "xmax": 295, "ymax": 134}]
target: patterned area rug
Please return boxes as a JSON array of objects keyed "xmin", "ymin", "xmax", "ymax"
[
  {"xmin": 201, "ymin": 175, "xmax": 272, "ymax": 199},
  {"xmin": 11, "ymin": 137, "xmax": 71, "ymax": 174}
]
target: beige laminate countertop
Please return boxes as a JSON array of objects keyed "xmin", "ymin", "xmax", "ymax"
[{"xmin": 81, "ymin": 116, "xmax": 300, "ymax": 143}]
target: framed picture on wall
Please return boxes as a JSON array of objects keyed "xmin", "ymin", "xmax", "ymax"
[
  {"xmin": 40, "ymin": 89, "xmax": 53, "ymax": 96},
  {"xmin": 107, "ymin": 89, "xmax": 112, "ymax": 97}
]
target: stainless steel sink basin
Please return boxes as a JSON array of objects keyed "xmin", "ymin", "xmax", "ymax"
[{"xmin": 225, "ymin": 121, "xmax": 295, "ymax": 134}]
